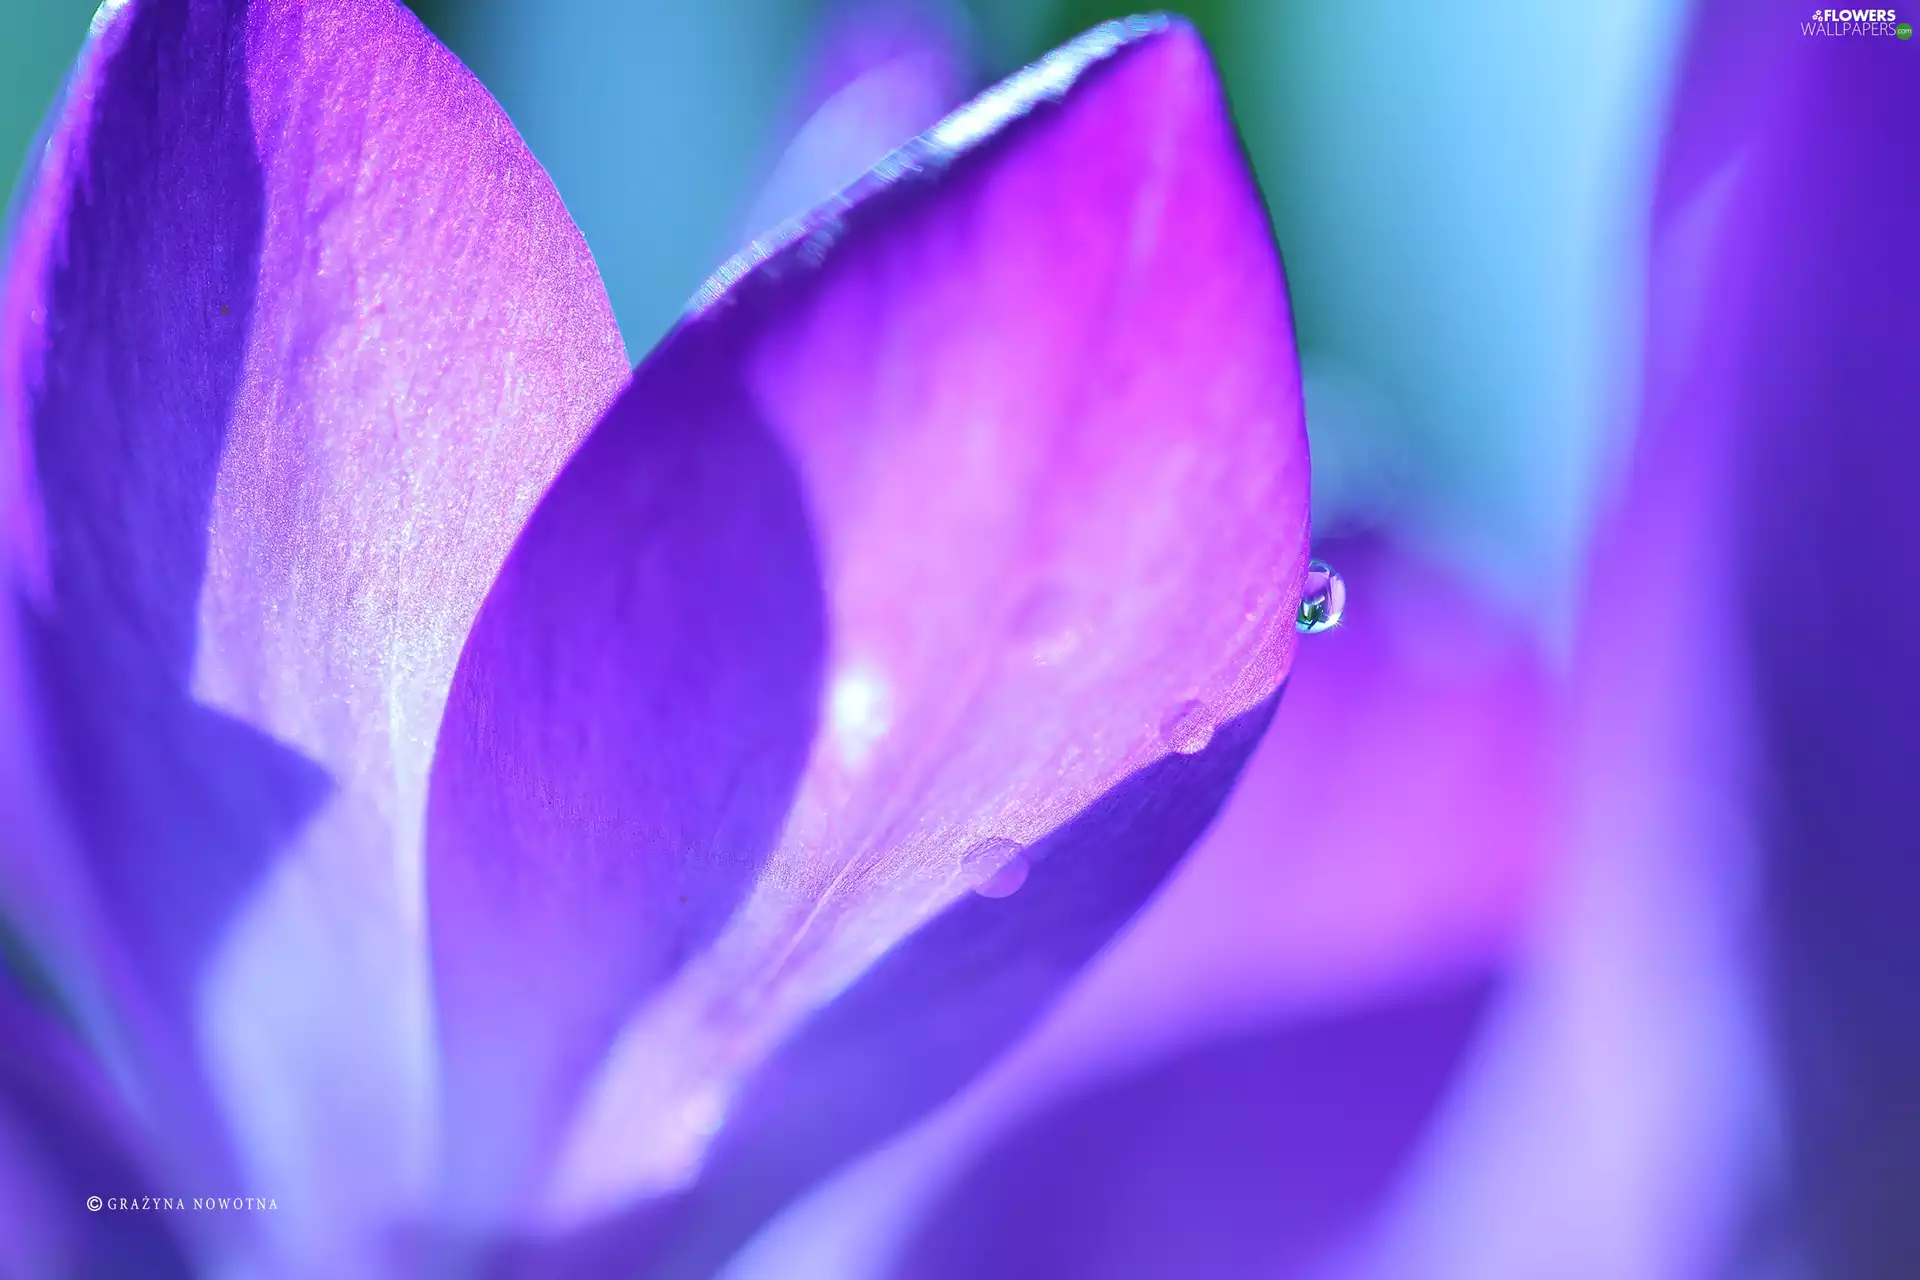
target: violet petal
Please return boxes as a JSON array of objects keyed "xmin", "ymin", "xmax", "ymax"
[
  {"xmin": 1726, "ymin": 10, "xmax": 1920, "ymax": 1271},
  {"xmin": 720, "ymin": 536, "xmax": 1554, "ymax": 1280},
  {"xmin": 1297, "ymin": 9, "xmax": 1801, "ymax": 1273},
  {"xmin": 485, "ymin": 699, "xmax": 1278, "ymax": 1279},
  {"xmin": 889, "ymin": 976, "xmax": 1492, "ymax": 1280},
  {"xmin": 0, "ymin": 971, "xmax": 192, "ymax": 1278},
  {"xmin": 553, "ymin": 9, "xmax": 1305, "ymax": 1220},
  {"xmin": 1, "ymin": 0, "xmax": 627, "ymax": 1261},
  {"xmin": 427, "ymin": 12, "xmax": 1307, "ymax": 1263},
  {"xmin": 741, "ymin": 0, "xmax": 972, "ymax": 241},
  {"xmin": 428, "ymin": 332, "xmax": 828, "ymax": 1224}
]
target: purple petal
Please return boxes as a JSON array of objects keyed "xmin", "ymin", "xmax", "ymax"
[
  {"xmin": 741, "ymin": 1, "xmax": 972, "ymax": 240},
  {"xmin": 0, "ymin": 972, "xmax": 192, "ymax": 1277},
  {"xmin": 1297, "ymin": 9, "xmax": 1798, "ymax": 1274},
  {"xmin": 719, "ymin": 537, "xmax": 1554, "ymax": 1278},
  {"xmin": 934, "ymin": 533, "xmax": 1549, "ymax": 1122},
  {"xmin": 888, "ymin": 977, "xmax": 1491, "ymax": 1280},
  {"xmin": 427, "ymin": 328, "xmax": 829, "ymax": 1223},
  {"xmin": 425, "ymin": 12, "xmax": 1307, "ymax": 1265},
  {"xmin": 1723, "ymin": 12, "xmax": 1920, "ymax": 1271},
  {"xmin": 484, "ymin": 702, "xmax": 1278, "ymax": 1280},
  {"xmin": 1051, "ymin": 536, "xmax": 1550, "ymax": 1031},
  {"xmin": 1514, "ymin": 9, "xmax": 1920, "ymax": 1272},
  {"xmin": 1, "ymin": 0, "xmax": 626, "ymax": 1264}
]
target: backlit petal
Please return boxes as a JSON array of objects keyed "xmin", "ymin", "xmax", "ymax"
[
  {"xmin": 428, "ymin": 16, "xmax": 1307, "ymax": 1272},
  {"xmin": 0, "ymin": 0, "xmax": 627, "ymax": 1265}
]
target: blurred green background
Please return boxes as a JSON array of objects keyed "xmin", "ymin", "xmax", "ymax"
[{"xmin": 1, "ymin": 0, "xmax": 1682, "ymax": 635}]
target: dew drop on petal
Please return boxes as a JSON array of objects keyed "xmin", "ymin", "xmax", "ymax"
[
  {"xmin": 1159, "ymin": 699, "xmax": 1215, "ymax": 755},
  {"xmin": 1013, "ymin": 584, "xmax": 1079, "ymax": 665},
  {"xmin": 963, "ymin": 837, "xmax": 1031, "ymax": 899},
  {"xmin": 1296, "ymin": 559, "xmax": 1347, "ymax": 634},
  {"xmin": 1241, "ymin": 581, "xmax": 1269, "ymax": 622}
]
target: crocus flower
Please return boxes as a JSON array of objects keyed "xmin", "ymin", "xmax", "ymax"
[
  {"xmin": 0, "ymin": 3, "xmax": 1309, "ymax": 1276},
  {"xmin": 731, "ymin": 3, "xmax": 1918, "ymax": 1277}
]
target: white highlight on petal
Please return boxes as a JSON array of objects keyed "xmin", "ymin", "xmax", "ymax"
[
  {"xmin": 687, "ymin": 16, "xmax": 1170, "ymax": 318},
  {"xmin": 925, "ymin": 15, "xmax": 1165, "ymax": 153},
  {"xmin": 828, "ymin": 662, "xmax": 894, "ymax": 770}
]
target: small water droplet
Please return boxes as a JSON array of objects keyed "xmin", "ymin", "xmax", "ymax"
[
  {"xmin": 1159, "ymin": 699, "xmax": 1215, "ymax": 755},
  {"xmin": 962, "ymin": 837, "xmax": 1031, "ymax": 899},
  {"xmin": 1296, "ymin": 560, "xmax": 1347, "ymax": 634},
  {"xmin": 1013, "ymin": 585, "xmax": 1080, "ymax": 664}
]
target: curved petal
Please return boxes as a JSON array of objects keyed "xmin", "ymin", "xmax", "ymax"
[
  {"xmin": 1727, "ymin": 12, "xmax": 1920, "ymax": 1273},
  {"xmin": 428, "ymin": 327, "xmax": 829, "ymax": 1224},
  {"xmin": 1024, "ymin": 535, "xmax": 1550, "ymax": 1044},
  {"xmin": 458, "ymin": 0, "xmax": 810, "ymax": 350},
  {"xmin": 888, "ymin": 976, "xmax": 1492, "ymax": 1280},
  {"xmin": 741, "ymin": 0, "xmax": 972, "ymax": 241},
  {"xmin": 0, "ymin": 970, "xmax": 193, "ymax": 1278},
  {"xmin": 425, "ymin": 12, "xmax": 1308, "ymax": 1267},
  {"xmin": 1296, "ymin": 9, "xmax": 1787, "ymax": 1276},
  {"xmin": 0, "ymin": 0, "xmax": 628, "ymax": 1266},
  {"xmin": 482, "ymin": 698, "xmax": 1279, "ymax": 1280},
  {"xmin": 714, "ymin": 537, "xmax": 1556, "ymax": 1280}
]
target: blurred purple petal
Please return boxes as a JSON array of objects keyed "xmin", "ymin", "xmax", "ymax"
[
  {"xmin": 2, "ymin": 0, "xmax": 311, "ymax": 1224},
  {"xmin": 1722, "ymin": 9, "xmax": 1920, "ymax": 1271},
  {"xmin": 426, "ymin": 13, "xmax": 1306, "ymax": 1269},
  {"xmin": 1300, "ymin": 10, "xmax": 1799, "ymax": 1275},
  {"xmin": 1057, "ymin": 536, "xmax": 1549, "ymax": 1030},
  {"xmin": 720, "ymin": 538, "xmax": 1553, "ymax": 1280},
  {"xmin": 939, "ymin": 534, "xmax": 1550, "ymax": 1121},
  {"xmin": 0, "ymin": 972, "xmax": 192, "ymax": 1278},
  {"xmin": 1, "ymin": 0, "xmax": 627, "ymax": 1265},
  {"xmin": 890, "ymin": 976, "xmax": 1492, "ymax": 1280},
  {"xmin": 742, "ymin": 0, "xmax": 972, "ymax": 240}
]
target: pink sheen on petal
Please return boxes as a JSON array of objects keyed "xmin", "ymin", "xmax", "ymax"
[
  {"xmin": 718, "ymin": 539, "xmax": 1554, "ymax": 1279},
  {"xmin": 433, "ymin": 16, "xmax": 1307, "ymax": 1245},
  {"xmin": 2, "ymin": 0, "xmax": 627, "ymax": 1268},
  {"xmin": 201, "ymin": 0, "xmax": 629, "ymax": 1258},
  {"xmin": 973, "ymin": 538, "xmax": 1551, "ymax": 1100}
]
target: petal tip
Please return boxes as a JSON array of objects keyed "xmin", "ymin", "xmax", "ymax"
[{"xmin": 688, "ymin": 11, "xmax": 1222, "ymax": 320}]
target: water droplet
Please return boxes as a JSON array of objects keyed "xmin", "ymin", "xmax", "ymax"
[
  {"xmin": 962, "ymin": 837, "xmax": 1031, "ymax": 899},
  {"xmin": 1013, "ymin": 585, "xmax": 1080, "ymax": 665},
  {"xmin": 1159, "ymin": 699, "xmax": 1215, "ymax": 755},
  {"xmin": 1296, "ymin": 560, "xmax": 1347, "ymax": 634}
]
